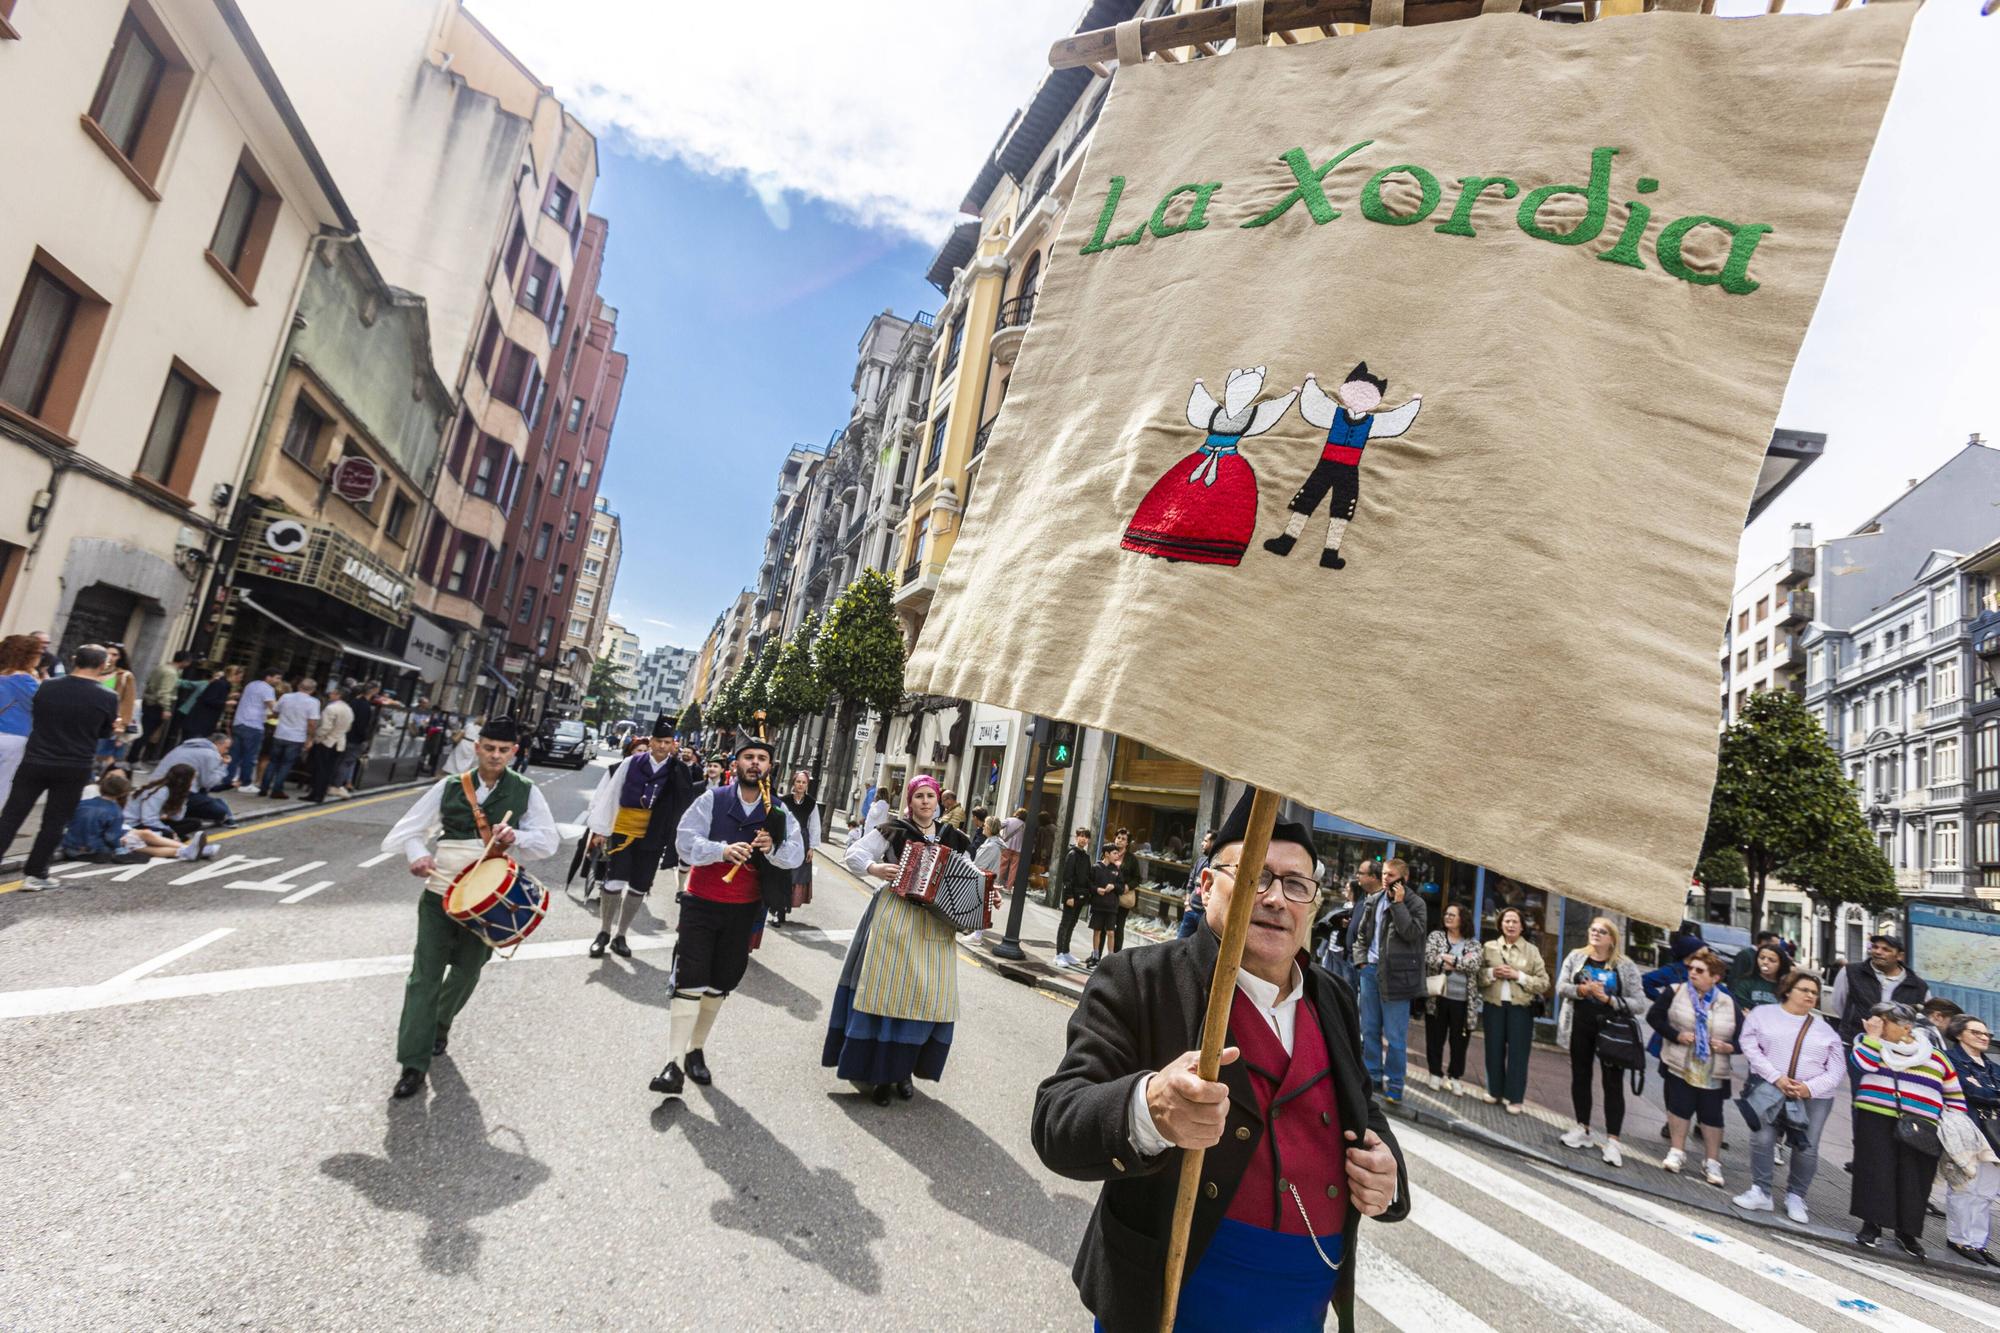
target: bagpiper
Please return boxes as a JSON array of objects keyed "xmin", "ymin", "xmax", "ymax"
[{"xmin": 585, "ymin": 713, "xmax": 704, "ymax": 958}]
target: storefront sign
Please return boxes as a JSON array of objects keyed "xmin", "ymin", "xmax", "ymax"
[
  {"xmin": 331, "ymin": 456, "xmax": 381, "ymax": 504},
  {"xmin": 233, "ymin": 507, "xmax": 413, "ymax": 628},
  {"xmin": 973, "ymin": 720, "xmax": 1011, "ymax": 748},
  {"xmin": 264, "ymin": 519, "xmax": 308, "ymax": 554},
  {"xmin": 404, "ymin": 613, "xmax": 454, "ymax": 687},
  {"xmin": 340, "ymin": 554, "xmax": 407, "ymax": 609}
]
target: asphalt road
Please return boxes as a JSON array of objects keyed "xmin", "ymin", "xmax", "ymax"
[{"xmin": 2, "ymin": 756, "xmax": 1996, "ymax": 1330}]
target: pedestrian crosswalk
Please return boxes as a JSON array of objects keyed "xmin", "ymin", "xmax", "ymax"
[{"xmin": 1363, "ymin": 1123, "xmax": 2000, "ymax": 1333}]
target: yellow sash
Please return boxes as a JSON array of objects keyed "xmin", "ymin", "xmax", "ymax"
[{"xmin": 606, "ymin": 806, "xmax": 651, "ymax": 852}]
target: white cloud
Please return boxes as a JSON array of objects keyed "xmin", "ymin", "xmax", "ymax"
[{"xmin": 468, "ymin": 0, "xmax": 1085, "ymax": 240}]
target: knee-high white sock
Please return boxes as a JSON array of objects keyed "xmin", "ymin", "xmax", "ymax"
[
  {"xmin": 615, "ymin": 892, "xmax": 644, "ymax": 934},
  {"xmin": 1324, "ymin": 517, "xmax": 1350, "ymax": 552},
  {"xmin": 1281, "ymin": 511, "xmax": 1308, "ymax": 540},
  {"xmin": 668, "ymin": 993, "xmax": 702, "ymax": 1062},
  {"xmin": 598, "ymin": 886, "xmax": 623, "ymax": 932},
  {"xmin": 690, "ymin": 993, "xmax": 726, "ymax": 1052}
]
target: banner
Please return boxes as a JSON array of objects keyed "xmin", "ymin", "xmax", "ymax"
[{"xmin": 905, "ymin": 8, "xmax": 1917, "ymax": 926}]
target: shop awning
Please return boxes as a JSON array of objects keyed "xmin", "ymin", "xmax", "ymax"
[
  {"xmin": 480, "ymin": 664, "xmax": 518, "ymax": 696},
  {"xmin": 237, "ymin": 592, "xmax": 338, "ymax": 649},
  {"xmin": 329, "ymin": 638, "xmax": 419, "ymax": 674}
]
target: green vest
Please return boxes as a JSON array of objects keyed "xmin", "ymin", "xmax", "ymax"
[{"xmin": 438, "ymin": 769, "xmax": 533, "ymax": 841}]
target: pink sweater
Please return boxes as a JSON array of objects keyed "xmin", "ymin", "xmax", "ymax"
[{"xmin": 1739, "ymin": 1005, "xmax": 1846, "ymax": 1099}]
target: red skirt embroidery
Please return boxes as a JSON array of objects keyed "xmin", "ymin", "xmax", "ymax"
[{"xmin": 1121, "ymin": 448, "xmax": 1258, "ymax": 567}]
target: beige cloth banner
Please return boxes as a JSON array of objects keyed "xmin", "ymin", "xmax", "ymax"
[{"xmin": 906, "ymin": 9, "xmax": 1917, "ymax": 927}]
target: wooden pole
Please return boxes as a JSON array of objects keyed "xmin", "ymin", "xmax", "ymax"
[
  {"xmin": 1158, "ymin": 785, "xmax": 1282, "ymax": 1332},
  {"xmin": 722, "ymin": 709, "xmax": 774, "ymax": 883}
]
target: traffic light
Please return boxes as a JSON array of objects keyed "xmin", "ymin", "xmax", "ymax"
[{"xmin": 1046, "ymin": 721, "xmax": 1078, "ymax": 770}]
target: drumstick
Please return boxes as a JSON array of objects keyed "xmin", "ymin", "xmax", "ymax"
[{"xmin": 481, "ymin": 817, "xmax": 514, "ymax": 863}]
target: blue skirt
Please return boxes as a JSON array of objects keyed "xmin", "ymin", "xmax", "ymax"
[
  {"xmin": 1096, "ymin": 1218, "xmax": 1342, "ymax": 1333},
  {"xmin": 821, "ymin": 982, "xmax": 954, "ymax": 1084}
]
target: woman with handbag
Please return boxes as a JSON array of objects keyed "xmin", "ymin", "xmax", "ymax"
[
  {"xmin": 1941, "ymin": 1013, "xmax": 1999, "ymax": 1265},
  {"xmin": 1556, "ymin": 917, "xmax": 1646, "ymax": 1167},
  {"xmin": 1732, "ymin": 970, "xmax": 1845, "ymax": 1223},
  {"xmin": 1646, "ymin": 946, "xmax": 1739, "ymax": 1187},
  {"xmin": 1478, "ymin": 906, "xmax": 1549, "ymax": 1115},
  {"xmin": 1850, "ymin": 1001, "xmax": 1967, "ymax": 1259},
  {"xmin": 1423, "ymin": 904, "xmax": 1482, "ymax": 1095}
]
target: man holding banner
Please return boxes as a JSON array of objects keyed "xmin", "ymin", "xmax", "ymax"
[{"xmin": 1033, "ymin": 798, "xmax": 1405, "ymax": 1332}]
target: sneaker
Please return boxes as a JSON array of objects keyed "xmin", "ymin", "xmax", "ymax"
[
  {"xmin": 1384, "ymin": 1091, "xmax": 1403, "ymax": 1106},
  {"xmin": 1504, "ymin": 1102, "xmax": 1524, "ymax": 1116},
  {"xmin": 20, "ymin": 876, "xmax": 61, "ymax": 892},
  {"xmin": 1601, "ymin": 1139, "xmax": 1623, "ymax": 1168},
  {"xmin": 1445, "ymin": 1078, "xmax": 1462, "ymax": 1097},
  {"xmin": 1661, "ymin": 1148, "xmax": 1686, "ymax": 1174},
  {"xmin": 201, "ymin": 844, "xmax": 220, "ymax": 859},
  {"xmin": 1703, "ymin": 1159, "xmax": 1725, "ymax": 1188},
  {"xmin": 1085, "ymin": 954, "xmax": 1100, "ymax": 970},
  {"xmin": 1733, "ymin": 1185, "xmax": 1774, "ymax": 1212},
  {"xmin": 1561, "ymin": 1125, "xmax": 1594, "ymax": 1150},
  {"xmin": 1428, "ymin": 1073, "xmax": 1444, "ymax": 1091},
  {"xmin": 1784, "ymin": 1193, "xmax": 1809, "ymax": 1225},
  {"xmin": 175, "ymin": 830, "xmax": 209, "ymax": 862},
  {"xmin": 1481, "ymin": 1091, "xmax": 1501, "ymax": 1105},
  {"xmin": 1855, "ymin": 1224, "xmax": 1880, "ymax": 1250}
]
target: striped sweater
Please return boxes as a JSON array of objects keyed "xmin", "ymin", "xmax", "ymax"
[{"xmin": 1851, "ymin": 1035, "xmax": 1967, "ymax": 1122}]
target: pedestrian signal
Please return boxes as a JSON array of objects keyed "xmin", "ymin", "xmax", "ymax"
[{"xmin": 1047, "ymin": 721, "xmax": 1078, "ymax": 770}]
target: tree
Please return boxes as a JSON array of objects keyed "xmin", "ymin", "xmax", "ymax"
[
  {"xmin": 1701, "ymin": 690, "xmax": 1897, "ymax": 934},
  {"xmin": 1694, "ymin": 846, "xmax": 1748, "ymax": 891},
  {"xmin": 708, "ymin": 662, "xmax": 748, "ymax": 731},
  {"xmin": 740, "ymin": 639, "xmax": 781, "ymax": 736},
  {"xmin": 676, "ymin": 699, "xmax": 703, "ymax": 738},
  {"xmin": 583, "ymin": 654, "xmax": 629, "ymax": 728},
  {"xmin": 816, "ymin": 570, "xmax": 906, "ymax": 715},
  {"xmin": 767, "ymin": 610, "xmax": 831, "ymax": 729}
]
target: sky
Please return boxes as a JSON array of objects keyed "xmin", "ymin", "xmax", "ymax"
[{"xmin": 467, "ymin": 0, "xmax": 2000, "ymax": 652}]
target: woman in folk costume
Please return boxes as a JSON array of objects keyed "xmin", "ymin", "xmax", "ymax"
[
  {"xmin": 1121, "ymin": 366, "xmax": 1298, "ymax": 568},
  {"xmin": 776, "ymin": 767, "xmax": 822, "ymax": 922},
  {"xmin": 585, "ymin": 715, "xmax": 701, "ymax": 959},
  {"xmin": 829, "ymin": 775, "xmax": 970, "ymax": 1105}
]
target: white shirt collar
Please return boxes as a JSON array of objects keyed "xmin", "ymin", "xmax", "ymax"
[{"xmin": 1237, "ymin": 962, "xmax": 1305, "ymax": 1010}]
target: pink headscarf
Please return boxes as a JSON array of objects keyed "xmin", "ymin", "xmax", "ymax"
[{"xmin": 905, "ymin": 775, "xmax": 941, "ymax": 810}]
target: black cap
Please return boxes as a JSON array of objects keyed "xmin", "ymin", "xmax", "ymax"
[
  {"xmin": 733, "ymin": 736, "xmax": 773, "ymax": 759},
  {"xmin": 1209, "ymin": 791, "xmax": 1319, "ymax": 869},
  {"xmin": 1869, "ymin": 932, "xmax": 1906, "ymax": 952},
  {"xmin": 482, "ymin": 716, "xmax": 522, "ymax": 744},
  {"xmin": 652, "ymin": 713, "xmax": 675, "ymax": 739}
]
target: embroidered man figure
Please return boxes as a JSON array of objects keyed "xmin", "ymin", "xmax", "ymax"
[
  {"xmin": 1263, "ymin": 363, "xmax": 1422, "ymax": 570},
  {"xmin": 1121, "ymin": 367, "xmax": 1299, "ymax": 568}
]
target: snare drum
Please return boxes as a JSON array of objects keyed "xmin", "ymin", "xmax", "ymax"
[{"xmin": 444, "ymin": 855, "xmax": 550, "ymax": 953}]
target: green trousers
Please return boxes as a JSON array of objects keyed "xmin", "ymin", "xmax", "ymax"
[{"xmin": 396, "ymin": 889, "xmax": 490, "ymax": 1073}]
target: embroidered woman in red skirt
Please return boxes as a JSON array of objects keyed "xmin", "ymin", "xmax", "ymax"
[{"xmin": 1121, "ymin": 366, "xmax": 1299, "ymax": 567}]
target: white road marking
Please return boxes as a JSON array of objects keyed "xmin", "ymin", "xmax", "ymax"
[
  {"xmin": 1395, "ymin": 1125, "xmax": 1816, "ymax": 1333},
  {"xmin": 227, "ymin": 860, "xmax": 327, "ymax": 893},
  {"xmin": 111, "ymin": 858, "xmax": 165, "ymax": 882},
  {"xmin": 45, "ymin": 862, "xmax": 87, "ymax": 875},
  {"xmin": 60, "ymin": 862, "xmax": 149, "ymax": 880},
  {"xmin": 1546, "ymin": 1169, "xmax": 1945, "ymax": 1332},
  {"xmin": 1356, "ymin": 1246, "xmax": 1495, "ymax": 1332},
  {"xmin": 0, "ymin": 931, "xmax": 676, "ymax": 1020},
  {"xmin": 99, "ymin": 929, "xmax": 234, "ymax": 990},
  {"xmin": 170, "ymin": 854, "xmax": 279, "ymax": 886},
  {"xmin": 1774, "ymin": 1235, "xmax": 2000, "ymax": 1330},
  {"xmin": 1404, "ymin": 1181, "xmax": 1669, "ymax": 1333},
  {"xmin": 357, "ymin": 851, "xmax": 397, "ymax": 868},
  {"xmin": 781, "ymin": 927, "xmax": 855, "ymax": 943},
  {"xmin": 278, "ymin": 880, "xmax": 335, "ymax": 905}
]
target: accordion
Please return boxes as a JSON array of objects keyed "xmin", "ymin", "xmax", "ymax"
[{"xmin": 890, "ymin": 840, "xmax": 992, "ymax": 933}]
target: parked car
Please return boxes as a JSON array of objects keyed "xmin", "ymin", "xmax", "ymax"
[{"xmin": 535, "ymin": 720, "xmax": 591, "ymax": 768}]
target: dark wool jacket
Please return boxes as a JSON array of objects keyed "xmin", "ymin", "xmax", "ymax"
[{"xmin": 1032, "ymin": 926, "xmax": 1409, "ymax": 1332}]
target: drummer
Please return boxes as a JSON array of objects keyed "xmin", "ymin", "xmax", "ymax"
[{"xmin": 380, "ymin": 716, "xmax": 561, "ymax": 1101}]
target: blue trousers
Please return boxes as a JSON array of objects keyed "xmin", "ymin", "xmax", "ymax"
[
  {"xmin": 1357, "ymin": 965, "xmax": 1411, "ymax": 1097},
  {"xmin": 260, "ymin": 739, "xmax": 303, "ymax": 796},
  {"xmin": 226, "ymin": 724, "xmax": 265, "ymax": 787}
]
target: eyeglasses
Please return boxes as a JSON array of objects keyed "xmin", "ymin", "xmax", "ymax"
[{"xmin": 1209, "ymin": 863, "xmax": 1318, "ymax": 904}]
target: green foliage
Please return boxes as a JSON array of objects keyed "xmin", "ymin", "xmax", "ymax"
[
  {"xmin": 1701, "ymin": 690, "xmax": 1896, "ymax": 927},
  {"xmin": 1694, "ymin": 846, "xmax": 1748, "ymax": 890},
  {"xmin": 766, "ymin": 610, "xmax": 831, "ymax": 727},
  {"xmin": 741, "ymin": 639, "xmax": 780, "ymax": 728},
  {"xmin": 583, "ymin": 655, "xmax": 628, "ymax": 728},
  {"xmin": 708, "ymin": 662, "xmax": 748, "ymax": 730},
  {"xmin": 815, "ymin": 569, "xmax": 906, "ymax": 716},
  {"xmin": 676, "ymin": 699, "xmax": 703, "ymax": 737}
]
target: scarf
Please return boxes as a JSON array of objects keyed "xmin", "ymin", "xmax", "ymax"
[
  {"xmin": 1690, "ymin": 985, "xmax": 1716, "ymax": 1063},
  {"xmin": 1876, "ymin": 1029, "xmax": 1937, "ymax": 1073}
]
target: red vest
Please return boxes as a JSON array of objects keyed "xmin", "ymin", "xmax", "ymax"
[
  {"xmin": 684, "ymin": 791, "xmax": 769, "ymax": 905},
  {"xmin": 1224, "ymin": 987, "xmax": 1347, "ymax": 1236}
]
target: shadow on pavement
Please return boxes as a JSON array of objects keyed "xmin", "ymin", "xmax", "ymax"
[
  {"xmin": 735, "ymin": 956, "xmax": 823, "ymax": 1022},
  {"xmin": 657, "ymin": 1085, "xmax": 885, "ymax": 1294},
  {"xmin": 768, "ymin": 923, "xmax": 849, "ymax": 961},
  {"xmin": 319, "ymin": 1058, "xmax": 551, "ymax": 1275},
  {"xmin": 832, "ymin": 1087, "xmax": 1091, "ymax": 1266},
  {"xmin": 583, "ymin": 953, "xmax": 670, "ymax": 1011}
]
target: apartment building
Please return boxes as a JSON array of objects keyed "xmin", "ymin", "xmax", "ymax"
[
  {"xmin": 0, "ymin": 0, "xmax": 355, "ymax": 671},
  {"xmin": 599, "ymin": 615, "xmax": 639, "ymax": 692},
  {"xmin": 1719, "ymin": 525, "xmax": 1816, "ymax": 725},
  {"xmin": 568, "ymin": 496, "xmax": 623, "ymax": 682}
]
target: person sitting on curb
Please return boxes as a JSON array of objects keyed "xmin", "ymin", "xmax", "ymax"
[{"xmin": 60, "ymin": 770, "xmax": 215, "ymax": 864}]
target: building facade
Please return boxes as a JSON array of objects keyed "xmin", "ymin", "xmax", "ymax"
[
  {"xmin": 569, "ymin": 496, "xmax": 622, "ymax": 680},
  {"xmin": 599, "ymin": 615, "xmax": 639, "ymax": 692},
  {"xmin": 0, "ymin": 0, "xmax": 354, "ymax": 673},
  {"xmin": 633, "ymin": 644, "xmax": 696, "ymax": 725},
  {"xmin": 1718, "ymin": 525, "xmax": 1815, "ymax": 726}
]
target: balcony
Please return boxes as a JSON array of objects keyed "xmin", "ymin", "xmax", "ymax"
[
  {"xmin": 1896, "ymin": 869, "xmax": 1924, "ymax": 892},
  {"xmin": 1922, "ymin": 698, "xmax": 1966, "ymax": 727},
  {"xmin": 894, "ymin": 557, "xmax": 943, "ymax": 612},
  {"xmin": 1777, "ymin": 545, "xmax": 1814, "ymax": 588},
  {"xmin": 901, "ymin": 557, "xmax": 924, "ymax": 587},
  {"xmin": 1929, "ymin": 781, "xmax": 1968, "ymax": 805},
  {"xmin": 1778, "ymin": 590, "xmax": 1813, "ymax": 628},
  {"xmin": 991, "ymin": 293, "xmax": 1035, "ymax": 366},
  {"xmin": 1779, "ymin": 638, "xmax": 1806, "ymax": 672},
  {"xmin": 1926, "ymin": 869, "xmax": 1966, "ymax": 891},
  {"xmin": 973, "ymin": 419, "xmax": 993, "ymax": 457}
]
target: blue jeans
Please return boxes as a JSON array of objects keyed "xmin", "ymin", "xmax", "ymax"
[
  {"xmin": 260, "ymin": 739, "xmax": 303, "ymax": 796},
  {"xmin": 226, "ymin": 724, "xmax": 265, "ymax": 787},
  {"xmin": 1357, "ymin": 965, "xmax": 1412, "ymax": 1097},
  {"xmin": 1748, "ymin": 1094, "xmax": 1832, "ymax": 1196}
]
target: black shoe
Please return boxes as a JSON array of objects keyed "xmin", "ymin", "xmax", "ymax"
[
  {"xmin": 771, "ymin": 916, "xmax": 786, "ymax": 928},
  {"xmin": 649, "ymin": 1061, "xmax": 685, "ymax": 1100},
  {"xmin": 1894, "ymin": 1232, "xmax": 1926, "ymax": 1261},
  {"xmin": 1925, "ymin": 1202, "xmax": 1946, "ymax": 1220},
  {"xmin": 1946, "ymin": 1241, "xmax": 1989, "ymax": 1266},
  {"xmin": 871, "ymin": 1083, "xmax": 894, "ymax": 1106},
  {"xmin": 1262, "ymin": 533, "xmax": 1296, "ymax": 558},
  {"xmin": 432, "ymin": 1033, "xmax": 448, "ymax": 1057},
  {"xmin": 589, "ymin": 932, "xmax": 609, "ymax": 958},
  {"xmin": 686, "ymin": 1048, "xmax": 712, "ymax": 1086},
  {"xmin": 895, "ymin": 1080, "xmax": 915, "ymax": 1101},
  {"xmin": 1319, "ymin": 549, "xmax": 1346, "ymax": 570},
  {"xmin": 1855, "ymin": 1224, "xmax": 1880, "ymax": 1249},
  {"xmin": 391, "ymin": 1068, "xmax": 425, "ymax": 1100},
  {"xmin": 610, "ymin": 935, "xmax": 632, "ymax": 958}
]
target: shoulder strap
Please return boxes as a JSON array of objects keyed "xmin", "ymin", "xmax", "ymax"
[
  {"xmin": 458, "ymin": 771, "xmax": 493, "ymax": 842},
  {"xmin": 1785, "ymin": 1013, "xmax": 1813, "ymax": 1079}
]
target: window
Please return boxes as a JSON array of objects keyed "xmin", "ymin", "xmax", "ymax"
[
  {"xmin": 589, "ymin": 528, "xmax": 607, "ymax": 548},
  {"xmin": 475, "ymin": 315, "xmax": 500, "ymax": 380},
  {"xmin": 538, "ymin": 616, "xmax": 555, "ymax": 648},
  {"xmin": 1734, "ymin": 689, "xmax": 1747, "ymax": 716},
  {"xmin": 1754, "ymin": 638, "xmax": 1768, "ymax": 664},
  {"xmin": 576, "ymin": 589, "xmax": 594, "ymax": 609},
  {"xmin": 470, "ymin": 447, "xmax": 495, "ymax": 499},
  {"xmin": 1978, "ymin": 815, "xmax": 2000, "ymax": 866},
  {"xmin": 1737, "ymin": 610, "xmax": 1750, "ymax": 633},
  {"xmin": 386, "ymin": 492, "xmax": 414, "ymax": 544},
  {"xmin": 521, "ymin": 257, "xmax": 547, "ymax": 312},
  {"xmin": 1735, "ymin": 650, "xmax": 1748, "ymax": 672},
  {"xmin": 445, "ymin": 545, "xmax": 469, "ymax": 594},
  {"xmin": 1917, "ymin": 675, "xmax": 1930, "ymax": 711},
  {"xmin": 924, "ymin": 408, "xmax": 949, "ymax": 476},
  {"xmin": 1914, "ymin": 748, "xmax": 1929, "ymax": 789},
  {"xmin": 90, "ymin": 15, "xmax": 163, "ymax": 158},
  {"xmin": 1755, "ymin": 597, "xmax": 1768, "ymax": 622},
  {"xmin": 503, "ymin": 220, "xmax": 526, "ymax": 278},
  {"xmin": 135, "ymin": 361, "xmax": 213, "ymax": 494},
  {"xmin": 1933, "ymin": 583, "xmax": 1958, "ymax": 627},
  {"xmin": 1933, "ymin": 820, "xmax": 1960, "ymax": 870},
  {"xmin": 551, "ymin": 563, "xmax": 567, "ymax": 595},
  {"xmin": 418, "ymin": 517, "xmax": 446, "ymax": 581},
  {"xmin": 545, "ymin": 180, "xmax": 574, "ymax": 223},
  {"xmin": 1936, "ymin": 657, "xmax": 1960, "ymax": 701},
  {"xmin": 564, "ymin": 511, "xmax": 579, "ymax": 541},
  {"xmin": 1935, "ymin": 738, "xmax": 1960, "ymax": 784},
  {"xmin": 534, "ymin": 524, "xmax": 552, "ymax": 560},
  {"xmin": 583, "ymin": 557, "xmax": 601, "ymax": 577},
  {"xmin": 517, "ymin": 587, "xmax": 536, "ymax": 625},
  {"xmin": 446, "ymin": 414, "xmax": 474, "ymax": 474},
  {"xmin": 206, "ymin": 155, "xmax": 279, "ymax": 301},
  {"xmin": 569, "ymin": 617, "xmax": 587, "ymax": 637},
  {"xmin": 551, "ymin": 460, "xmax": 568, "ymax": 496},
  {"xmin": 1871, "ymin": 694, "xmax": 1883, "ymax": 727},
  {"xmin": 494, "ymin": 342, "xmax": 532, "ymax": 406},
  {"xmin": 1851, "ymin": 701, "xmax": 1865, "ymax": 736},
  {"xmin": 0, "ymin": 264, "xmax": 81, "ymax": 420},
  {"xmin": 566, "ymin": 396, "xmax": 585, "ymax": 432},
  {"xmin": 1977, "ymin": 723, "xmax": 1999, "ymax": 791},
  {"xmin": 577, "ymin": 458, "xmax": 593, "ymax": 490},
  {"xmin": 1887, "ymin": 684, "xmax": 1900, "ymax": 723}
]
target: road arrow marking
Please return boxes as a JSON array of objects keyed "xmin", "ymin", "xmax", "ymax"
[
  {"xmin": 278, "ymin": 880, "xmax": 335, "ymax": 905},
  {"xmin": 171, "ymin": 854, "xmax": 279, "ymax": 886},
  {"xmin": 357, "ymin": 851, "xmax": 397, "ymax": 868},
  {"xmin": 227, "ymin": 860, "xmax": 328, "ymax": 893}
]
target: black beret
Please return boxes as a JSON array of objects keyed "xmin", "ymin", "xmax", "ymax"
[
  {"xmin": 482, "ymin": 717, "xmax": 522, "ymax": 744},
  {"xmin": 652, "ymin": 713, "xmax": 675, "ymax": 739},
  {"xmin": 733, "ymin": 736, "xmax": 774, "ymax": 758},
  {"xmin": 1209, "ymin": 791, "xmax": 1319, "ymax": 869}
]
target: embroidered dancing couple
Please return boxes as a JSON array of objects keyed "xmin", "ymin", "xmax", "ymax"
[{"xmin": 1121, "ymin": 362, "xmax": 1422, "ymax": 570}]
